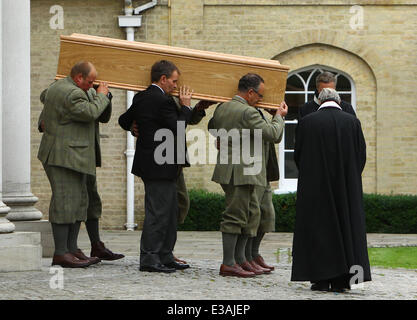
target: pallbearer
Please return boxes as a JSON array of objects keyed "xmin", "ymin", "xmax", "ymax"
[
  {"xmin": 208, "ymin": 73, "xmax": 287, "ymax": 277},
  {"xmin": 38, "ymin": 61, "xmax": 123, "ymax": 267}
]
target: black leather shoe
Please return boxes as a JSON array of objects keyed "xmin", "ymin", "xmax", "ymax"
[
  {"xmin": 330, "ymin": 286, "xmax": 346, "ymax": 293},
  {"xmin": 330, "ymin": 274, "xmax": 350, "ymax": 292},
  {"xmin": 311, "ymin": 281, "xmax": 330, "ymax": 292},
  {"xmin": 139, "ymin": 263, "xmax": 176, "ymax": 273},
  {"xmin": 164, "ymin": 261, "xmax": 190, "ymax": 270}
]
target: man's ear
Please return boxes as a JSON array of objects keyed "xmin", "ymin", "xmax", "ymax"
[
  {"xmin": 159, "ymin": 74, "xmax": 167, "ymax": 84},
  {"xmin": 73, "ymin": 73, "xmax": 82, "ymax": 85}
]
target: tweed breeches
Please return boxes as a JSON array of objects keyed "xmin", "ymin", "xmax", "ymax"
[
  {"xmin": 43, "ymin": 164, "xmax": 88, "ymax": 224},
  {"xmin": 220, "ymin": 183, "xmax": 261, "ymax": 237},
  {"xmin": 254, "ymin": 184, "xmax": 275, "ymax": 233},
  {"xmin": 86, "ymin": 174, "xmax": 102, "ymax": 220}
]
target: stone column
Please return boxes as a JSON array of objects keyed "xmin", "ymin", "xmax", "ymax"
[
  {"xmin": 0, "ymin": 0, "xmax": 13, "ymax": 234},
  {"xmin": 0, "ymin": 0, "xmax": 41, "ymax": 272},
  {"xmin": 2, "ymin": 0, "xmax": 42, "ymax": 221}
]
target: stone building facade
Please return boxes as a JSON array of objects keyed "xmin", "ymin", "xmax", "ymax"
[{"xmin": 30, "ymin": 0, "xmax": 417, "ymax": 229}]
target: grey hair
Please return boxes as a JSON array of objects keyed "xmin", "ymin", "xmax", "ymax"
[
  {"xmin": 318, "ymin": 87, "xmax": 341, "ymax": 104},
  {"xmin": 238, "ymin": 73, "xmax": 264, "ymax": 92},
  {"xmin": 316, "ymin": 71, "xmax": 337, "ymax": 88}
]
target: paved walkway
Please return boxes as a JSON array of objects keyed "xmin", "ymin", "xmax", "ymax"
[{"xmin": 0, "ymin": 231, "xmax": 416, "ymax": 300}]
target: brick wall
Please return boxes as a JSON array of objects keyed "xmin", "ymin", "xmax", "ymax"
[{"xmin": 31, "ymin": 0, "xmax": 417, "ymax": 229}]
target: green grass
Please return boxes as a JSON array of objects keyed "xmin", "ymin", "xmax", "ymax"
[{"xmin": 368, "ymin": 247, "xmax": 417, "ymax": 269}]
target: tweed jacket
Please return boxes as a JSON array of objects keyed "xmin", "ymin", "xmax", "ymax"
[
  {"xmin": 208, "ymin": 96, "xmax": 284, "ymax": 187},
  {"xmin": 37, "ymin": 77, "xmax": 111, "ymax": 176},
  {"xmin": 257, "ymin": 108, "xmax": 282, "ymax": 182}
]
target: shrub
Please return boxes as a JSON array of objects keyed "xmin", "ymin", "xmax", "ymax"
[
  {"xmin": 179, "ymin": 189, "xmax": 417, "ymax": 234},
  {"xmin": 363, "ymin": 194, "xmax": 417, "ymax": 233},
  {"xmin": 180, "ymin": 189, "xmax": 224, "ymax": 231}
]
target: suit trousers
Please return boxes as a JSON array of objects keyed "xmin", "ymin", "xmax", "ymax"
[
  {"xmin": 176, "ymin": 170, "xmax": 190, "ymax": 224},
  {"xmin": 140, "ymin": 179, "xmax": 178, "ymax": 267}
]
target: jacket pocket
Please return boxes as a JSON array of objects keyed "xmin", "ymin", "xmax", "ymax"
[{"xmin": 68, "ymin": 140, "xmax": 89, "ymax": 147}]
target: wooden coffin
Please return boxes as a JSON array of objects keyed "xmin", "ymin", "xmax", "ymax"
[{"xmin": 56, "ymin": 33, "xmax": 290, "ymax": 109}]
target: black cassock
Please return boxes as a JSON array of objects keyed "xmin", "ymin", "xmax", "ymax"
[{"xmin": 291, "ymin": 105, "xmax": 371, "ymax": 283}]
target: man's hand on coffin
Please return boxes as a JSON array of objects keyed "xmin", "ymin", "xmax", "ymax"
[
  {"xmin": 179, "ymin": 86, "xmax": 193, "ymax": 108},
  {"xmin": 96, "ymin": 81, "xmax": 109, "ymax": 96},
  {"xmin": 194, "ymin": 100, "xmax": 216, "ymax": 111},
  {"xmin": 275, "ymin": 101, "xmax": 288, "ymax": 118}
]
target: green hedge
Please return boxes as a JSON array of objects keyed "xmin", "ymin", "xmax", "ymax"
[{"xmin": 179, "ymin": 189, "xmax": 417, "ymax": 234}]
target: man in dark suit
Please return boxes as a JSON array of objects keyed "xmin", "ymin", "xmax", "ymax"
[
  {"xmin": 118, "ymin": 60, "xmax": 193, "ymax": 273},
  {"xmin": 298, "ymin": 71, "xmax": 356, "ymax": 120},
  {"xmin": 129, "ymin": 96, "xmax": 213, "ymax": 266}
]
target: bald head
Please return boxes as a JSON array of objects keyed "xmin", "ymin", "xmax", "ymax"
[
  {"xmin": 70, "ymin": 61, "xmax": 96, "ymax": 79},
  {"xmin": 71, "ymin": 61, "xmax": 97, "ymax": 92}
]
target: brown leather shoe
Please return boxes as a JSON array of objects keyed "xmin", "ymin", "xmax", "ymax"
[
  {"xmin": 72, "ymin": 249, "xmax": 101, "ymax": 266},
  {"xmin": 51, "ymin": 253, "xmax": 90, "ymax": 268},
  {"xmin": 219, "ymin": 264, "xmax": 256, "ymax": 278},
  {"xmin": 239, "ymin": 261, "xmax": 263, "ymax": 275},
  {"xmin": 174, "ymin": 256, "xmax": 187, "ymax": 264},
  {"xmin": 90, "ymin": 241, "xmax": 125, "ymax": 261},
  {"xmin": 249, "ymin": 260, "xmax": 271, "ymax": 274},
  {"xmin": 253, "ymin": 255, "xmax": 275, "ymax": 271}
]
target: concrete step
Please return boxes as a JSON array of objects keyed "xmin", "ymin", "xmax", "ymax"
[{"xmin": 0, "ymin": 232, "xmax": 42, "ymax": 272}]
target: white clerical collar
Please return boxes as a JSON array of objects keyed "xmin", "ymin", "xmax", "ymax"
[
  {"xmin": 152, "ymin": 83, "xmax": 165, "ymax": 94},
  {"xmin": 314, "ymin": 95, "xmax": 320, "ymax": 105},
  {"xmin": 318, "ymin": 101, "xmax": 342, "ymax": 110}
]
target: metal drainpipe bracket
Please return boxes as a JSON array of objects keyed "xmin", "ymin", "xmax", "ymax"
[
  {"xmin": 118, "ymin": 15, "xmax": 142, "ymax": 28},
  {"xmin": 134, "ymin": 0, "xmax": 158, "ymax": 15}
]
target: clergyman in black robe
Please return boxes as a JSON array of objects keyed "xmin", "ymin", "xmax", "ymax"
[
  {"xmin": 291, "ymin": 88, "xmax": 371, "ymax": 292},
  {"xmin": 298, "ymin": 71, "xmax": 356, "ymax": 120}
]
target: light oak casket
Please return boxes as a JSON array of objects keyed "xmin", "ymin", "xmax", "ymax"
[{"xmin": 56, "ymin": 33, "xmax": 290, "ymax": 109}]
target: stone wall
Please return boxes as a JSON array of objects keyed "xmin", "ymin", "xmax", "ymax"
[{"xmin": 30, "ymin": 0, "xmax": 417, "ymax": 229}]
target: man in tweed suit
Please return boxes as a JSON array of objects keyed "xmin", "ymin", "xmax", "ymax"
[
  {"xmin": 38, "ymin": 61, "xmax": 121, "ymax": 267},
  {"xmin": 245, "ymin": 107, "xmax": 282, "ymax": 274},
  {"xmin": 208, "ymin": 73, "xmax": 287, "ymax": 277}
]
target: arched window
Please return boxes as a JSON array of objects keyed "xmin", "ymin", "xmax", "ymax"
[{"xmin": 275, "ymin": 65, "xmax": 356, "ymax": 194}]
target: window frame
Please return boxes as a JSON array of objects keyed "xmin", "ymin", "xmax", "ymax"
[{"xmin": 275, "ymin": 65, "xmax": 356, "ymax": 194}]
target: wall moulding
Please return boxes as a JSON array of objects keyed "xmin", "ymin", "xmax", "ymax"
[{"xmin": 203, "ymin": 0, "xmax": 417, "ymax": 6}]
